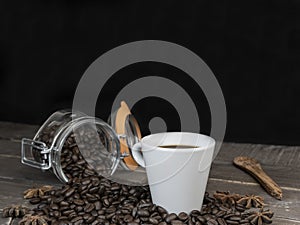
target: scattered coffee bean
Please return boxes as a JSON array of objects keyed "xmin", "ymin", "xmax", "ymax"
[
  {"xmin": 178, "ymin": 212, "xmax": 189, "ymax": 221},
  {"xmin": 165, "ymin": 213, "xmax": 177, "ymax": 223}
]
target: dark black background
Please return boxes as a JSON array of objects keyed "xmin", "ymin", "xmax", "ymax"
[{"xmin": 1, "ymin": 0, "xmax": 300, "ymax": 145}]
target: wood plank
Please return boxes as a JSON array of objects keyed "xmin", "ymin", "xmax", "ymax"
[
  {"xmin": 0, "ymin": 139, "xmax": 21, "ymax": 156},
  {"xmin": 217, "ymin": 143, "xmax": 300, "ymax": 167},
  {"xmin": 210, "ymin": 163, "xmax": 300, "ymax": 189},
  {"xmin": 0, "ymin": 180, "xmax": 40, "ymax": 206},
  {"xmin": 0, "ymin": 122, "xmax": 38, "ymax": 140},
  {"xmin": 0, "ymin": 156, "xmax": 60, "ymax": 185},
  {"xmin": 0, "ymin": 217, "xmax": 12, "ymax": 225}
]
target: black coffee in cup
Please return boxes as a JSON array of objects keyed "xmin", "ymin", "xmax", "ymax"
[{"xmin": 158, "ymin": 145, "xmax": 199, "ymax": 149}]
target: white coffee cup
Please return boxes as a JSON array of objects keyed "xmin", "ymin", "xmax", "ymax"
[{"xmin": 132, "ymin": 132, "xmax": 215, "ymax": 214}]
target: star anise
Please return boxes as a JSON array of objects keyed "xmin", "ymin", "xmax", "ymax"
[
  {"xmin": 246, "ymin": 208, "xmax": 273, "ymax": 225},
  {"xmin": 213, "ymin": 191, "xmax": 242, "ymax": 206},
  {"xmin": 237, "ymin": 194, "xmax": 265, "ymax": 208},
  {"xmin": 2, "ymin": 205, "xmax": 29, "ymax": 218},
  {"xmin": 18, "ymin": 214, "xmax": 49, "ymax": 225},
  {"xmin": 23, "ymin": 185, "xmax": 53, "ymax": 199}
]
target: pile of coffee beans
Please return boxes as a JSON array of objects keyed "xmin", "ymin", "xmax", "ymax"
[
  {"xmin": 24, "ymin": 178, "xmax": 271, "ymax": 225},
  {"xmin": 20, "ymin": 124, "xmax": 273, "ymax": 225}
]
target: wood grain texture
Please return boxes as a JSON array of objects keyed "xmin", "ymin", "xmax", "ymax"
[
  {"xmin": 217, "ymin": 143, "xmax": 300, "ymax": 167},
  {"xmin": 210, "ymin": 163, "xmax": 300, "ymax": 189},
  {"xmin": 0, "ymin": 122, "xmax": 38, "ymax": 140},
  {"xmin": 0, "ymin": 122, "xmax": 299, "ymax": 224}
]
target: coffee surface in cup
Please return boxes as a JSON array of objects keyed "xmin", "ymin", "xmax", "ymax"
[{"xmin": 158, "ymin": 144, "xmax": 199, "ymax": 149}]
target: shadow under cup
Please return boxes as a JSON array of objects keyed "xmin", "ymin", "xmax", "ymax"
[{"xmin": 139, "ymin": 132, "xmax": 215, "ymax": 214}]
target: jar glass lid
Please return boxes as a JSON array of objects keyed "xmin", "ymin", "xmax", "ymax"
[{"xmin": 108, "ymin": 101, "xmax": 148, "ymax": 185}]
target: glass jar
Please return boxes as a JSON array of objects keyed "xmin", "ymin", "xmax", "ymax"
[{"xmin": 21, "ymin": 101, "xmax": 147, "ymax": 185}]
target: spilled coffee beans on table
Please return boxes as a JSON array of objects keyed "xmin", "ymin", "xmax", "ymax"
[
  {"xmin": 4, "ymin": 129, "xmax": 274, "ymax": 224},
  {"xmin": 8, "ymin": 183, "xmax": 274, "ymax": 225}
]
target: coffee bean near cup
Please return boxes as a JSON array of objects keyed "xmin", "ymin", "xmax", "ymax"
[{"xmin": 132, "ymin": 132, "xmax": 215, "ymax": 214}]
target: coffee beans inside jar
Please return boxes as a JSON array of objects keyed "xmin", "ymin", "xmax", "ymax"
[{"xmin": 34, "ymin": 123, "xmax": 120, "ymax": 182}]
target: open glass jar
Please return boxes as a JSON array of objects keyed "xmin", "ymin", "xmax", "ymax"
[{"xmin": 21, "ymin": 101, "xmax": 148, "ymax": 185}]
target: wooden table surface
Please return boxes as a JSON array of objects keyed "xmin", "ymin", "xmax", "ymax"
[{"xmin": 0, "ymin": 121, "xmax": 299, "ymax": 225}]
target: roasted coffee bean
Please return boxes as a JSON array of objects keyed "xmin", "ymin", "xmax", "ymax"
[
  {"xmin": 71, "ymin": 216, "xmax": 83, "ymax": 223},
  {"xmin": 225, "ymin": 220, "xmax": 239, "ymax": 224},
  {"xmin": 86, "ymin": 216, "xmax": 96, "ymax": 223},
  {"xmin": 157, "ymin": 206, "xmax": 167, "ymax": 214},
  {"xmin": 216, "ymin": 210, "xmax": 226, "ymax": 217},
  {"xmin": 93, "ymin": 201, "xmax": 102, "ymax": 210},
  {"xmin": 106, "ymin": 212, "xmax": 115, "ymax": 219},
  {"xmin": 29, "ymin": 197, "xmax": 41, "ymax": 204},
  {"xmin": 212, "ymin": 207, "xmax": 219, "ymax": 215},
  {"xmin": 178, "ymin": 212, "xmax": 188, "ymax": 221},
  {"xmin": 171, "ymin": 219, "xmax": 184, "ymax": 225},
  {"xmin": 60, "ymin": 206, "xmax": 70, "ymax": 212},
  {"xmin": 58, "ymin": 216, "xmax": 68, "ymax": 221},
  {"xmin": 218, "ymin": 206, "xmax": 230, "ymax": 212},
  {"xmin": 217, "ymin": 218, "xmax": 227, "ymax": 225},
  {"xmin": 190, "ymin": 209, "xmax": 201, "ymax": 216},
  {"xmin": 50, "ymin": 204, "xmax": 59, "ymax": 210},
  {"xmin": 240, "ymin": 219, "xmax": 250, "ymax": 223},
  {"xmin": 149, "ymin": 217, "xmax": 159, "ymax": 224},
  {"xmin": 165, "ymin": 213, "xmax": 177, "ymax": 223},
  {"xmin": 123, "ymin": 214, "xmax": 133, "ymax": 222},
  {"xmin": 228, "ymin": 216, "xmax": 241, "ymax": 221},
  {"xmin": 89, "ymin": 186, "xmax": 99, "ymax": 194},
  {"xmin": 140, "ymin": 216, "xmax": 149, "ymax": 222},
  {"xmin": 235, "ymin": 203, "xmax": 246, "ymax": 212},
  {"xmin": 197, "ymin": 215, "xmax": 206, "ymax": 223},
  {"xmin": 207, "ymin": 219, "xmax": 218, "ymax": 225},
  {"xmin": 62, "ymin": 209, "xmax": 75, "ymax": 216},
  {"xmin": 53, "ymin": 196, "xmax": 64, "ymax": 204},
  {"xmin": 131, "ymin": 206, "xmax": 138, "ymax": 217},
  {"xmin": 224, "ymin": 213, "xmax": 235, "ymax": 219},
  {"xmin": 128, "ymin": 223, "xmax": 139, "ymax": 225},
  {"xmin": 106, "ymin": 206, "xmax": 116, "ymax": 214},
  {"xmin": 73, "ymin": 199, "xmax": 84, "ymax": 206},
  {"xmin": 84, "ymin": 203, "xmax": 95, "ymax": 213},
  {"xmin": 137, "ymin": 209, "xmax": 150, "ymax": 217},
  {"xmin": 74, "ymin": 219, "xmax": 83, "ymax": 225},
  {"xmin": 60, "ymin": 201, "xmax": 69, "ymax": 207},
  {"xmin": 138, "ymin": 203, "xmax": 152, "ymax": 209},
  {"xmin": 103, "ymin": 198, "xmax": 110, "ymax": 207},
  {"xmin": 64, "ymin": 187, "xmax": 75, "ymax": 198}
]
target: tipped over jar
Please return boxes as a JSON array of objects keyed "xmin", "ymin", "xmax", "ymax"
[{"xmin": 21, "ymin": 102, "xmax": 148, "ymax": 185}]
